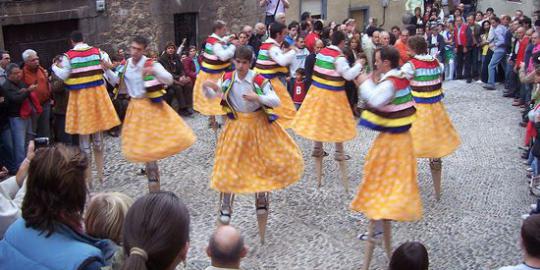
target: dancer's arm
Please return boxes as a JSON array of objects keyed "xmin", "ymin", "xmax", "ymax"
[
  {"xmin": 335, "ymin": 56, "xmax": 363, "ymax": 81},
  {"xmin": 255, "ymin": 81, "xmax": 281, "ymax": 108},
  {"xmin": 203, "ymin": 80, "xmax": 223, "ymax": 99},
  {"xmin": 400, "ymin": 62, "xmax": 415, "ymax": 80},
  {"xmin": 51, "ymin": 55, "xmax": 71, "ymax": 81},
  {"xmin": 151, "ymin": 62, "xmax": 174, "ymax": 86},
  {"xmin": 357, "ymin": 75, "xmax": 395, "ymax": 108},
  {"xmin": 214, "ymin": 42, "xmax": 236, "ymax": 61},
  {"xmin": 269, "ymin": 46, "xmax": 295, "ymax": 67}
]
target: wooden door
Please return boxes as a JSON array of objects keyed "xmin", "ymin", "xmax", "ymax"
[{"xmin": 3, "ymin": 19, "xmax": 79, "ymax": 69}]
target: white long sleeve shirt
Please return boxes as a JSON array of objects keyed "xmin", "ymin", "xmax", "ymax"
[
  {"xmin": 327, "ymin": 45, "xmax": 363, "ymax": 80},
  {"xmin": 52, "ymin": 43, "xmax": 111, "ymax": 81},
  {"xmin": 359, "ymin": 69, "xmax": 405, "ymax": 109},
  {"xmin": 204, "ymin": 70, "xmax": 280, "ymax": 112},
  {"xmin": 105, "ymin": 56, "xmax": 173, "ymax": 98},
  {"xmin": 209, "ymin": 33, "xmax": 236, "ymax": 62},
  {"xmin": 266, "ymin": 38, "xmax": 295, "ymax": 67},
  {"xmin": 289, "ymin": 47, "xmax": 309, "ymax": 76},
  {"xmin": 0, "ymin": 176, "xmax": 25, "ymax": 238}
]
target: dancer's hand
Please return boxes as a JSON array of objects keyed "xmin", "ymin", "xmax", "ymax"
[
  {"xmin": 100, "ymin": 60, "xmax": 113, "ymax": 70},
  {"xmin": 355, "ymin": 73, "xmax": 371, "ymax": 87},
  {"xmin": 143, "ymin": 66, "xmax": 155, "ymax": 76}
]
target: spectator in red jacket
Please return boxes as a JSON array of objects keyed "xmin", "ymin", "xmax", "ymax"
[
  {"xmin": 453, "ymin": 16, "xmax": 473, "ymax": 83},
  {"xmin": 305, "ymin": 20, "xmax": 323, "ymax": 53}
]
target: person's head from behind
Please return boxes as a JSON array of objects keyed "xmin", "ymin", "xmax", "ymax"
[
  {"xmin": 301, "ymin": 12, "xmax": 311, "ymax": 22},
  {"xmin": 269, "ymin": 22, "xmax": 288, "ymax": 43},
  {"xmin": 255, "ymin": 23, "xmax": 266, "ymax": 35},
  {"xmin": 314, "ymin": 39, "xmax": 325, "ymax": 54},
  {"xmin": 206, "ymin": 225, "xmax": 247, "ymax": 269},
  {"xmin": 294, "ymin": 68, "xmax": 305, "ymax": 81},
  {"xmin": 313, "ymin": 20, "xmax": 324, "ymax": 33},
  {"xmin": 233, "ymin": 46, "xmax": 253, "ymax": 74},
  {"xmin": 521, "ymin": 214, "xmax": 540, "ymax": 260},
  {"xmin": 70, "ymin": 31, "xmax": 84, "ymax": 46},
  {"xmin": 407, "ymin": 35, "xmax": 428, "ymax": 56},
  {"xmin": 22, "ymin": 144, "xmax": 88, "ymax": 236},
  {"xmin": 389, "ymin": 242, "xmax": 429, "ymax": 270},
  {"xmin": 213, "ymin": 20, "xmax": 228, "ymax": 37},
  {"xmin": 6, "ymin": 63, "xmax": 22, "ymax": 83},
  {"xmin": 374, "ymin": 46, "xmax": 400, "ymax": 73},
  {"xmin": 85, "ymin": 192, "xmax": 134, "ymax": 245},
  {"xmin": 331, "ymin": 30, "xmax": 347, "ymax": 49},
  {"xmin": 0, "ymin": 50, "xmax": 11, "ymax": 69},
  {"xmin": 122, "ymin": 191, "xmax": 190, "ymax": 270}
]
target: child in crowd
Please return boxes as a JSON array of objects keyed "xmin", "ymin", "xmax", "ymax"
[
  {"xmin": 85, "ymin": 192, "xmax": 134, "ymax": 270},
  {"xmin": 292, "ymin": 68, "xmax": 307, "ymax": 110},
  {"xmin": 288, "ymin": 36, "xmax": 310, "ymax": 97},
  {"xmin": 389, "ymin": 242, "xmax": 429, "ymax": 270}
]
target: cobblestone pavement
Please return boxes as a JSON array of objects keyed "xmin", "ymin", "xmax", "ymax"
[{"xmin": 94, "ymin": 80, "xmax": 533, "ymax": 270}]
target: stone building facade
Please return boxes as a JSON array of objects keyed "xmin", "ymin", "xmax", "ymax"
[
  {"xmin": 286, "ymin": 0, "xmax": 538, "ymax": 33},
  {"xmin": 0, "ymin": 0, "xmax": 263, "ymax": 66}
]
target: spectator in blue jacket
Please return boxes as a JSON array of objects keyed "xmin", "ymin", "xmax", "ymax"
[{"xmin": 0, "ymin": 144, "xmax": 116, "ymax": 270}]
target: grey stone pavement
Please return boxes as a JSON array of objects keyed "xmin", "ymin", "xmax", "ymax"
[{"xmin": 94, "ymin": 80, "xmax": 534, "ymax": 269}]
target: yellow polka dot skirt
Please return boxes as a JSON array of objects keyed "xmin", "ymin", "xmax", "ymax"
[
  {"xmin": 269, "ymin": 77, "xmax": 296, "ymax": 129},
  {"xmin": 193, "ymin": 71, "xmax": 226, "ymax": 116},
  {"xmin": 410, "ymin": 102, "xmax": 461, "ymax": 158},
  {"xmin": 350, "ymin": 132, "xmax": 423, "ymax": 222},
  {"xmin": 292, "ymin": 85, "xmax": 357, "ymax": 143},
  {"xmin": 66, "ymin": 85, "xmax": 120, "ymax": 135},
  {"xmin": 211, "ymin": 111, "xmax": 304, "ymax": 193},
  {"xmin": 122, "ymin": 98, "xmax": 196, "ymax": 163}
]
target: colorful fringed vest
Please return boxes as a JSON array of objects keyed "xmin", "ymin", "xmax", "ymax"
[
  {"xmin": 409, "ymin": 57, "xmax": 444, "ymax": 104},
  {"xmin": 143, "ymin": 59, "xmax": 166, "ymax": 102},
  {"xmin": 64, "ymin": 47, "xmax": 104, "ymax": 91},
  {"xmin": 359, "ymin": 72, "xmax": 416, "ymax": 133},
  {"xmin": 201, "ymin": 34, "xmax": 232, "ymax": 74},
  {"xmin": 311, "ymin": 47, "xmax": 346, "ymax": 91},
  {"xmin": 220, "ymin": 71, "xmax": 278, "ymax": 123},
  {"xmin": 254, "ymin": 40, "xmax": 289, "ymax": 79}
]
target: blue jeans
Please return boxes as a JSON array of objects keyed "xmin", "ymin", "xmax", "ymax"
[
  {"xmin": 0, "ymin": 124, "xmax": 15, "ymax": 173},
  {"xmin": 487, "ymin": 50, "xmax": 506, "ymax": 86},
  {"xmin": 9, "ymin": 117, "xmax": 31, "ymax": 169}
]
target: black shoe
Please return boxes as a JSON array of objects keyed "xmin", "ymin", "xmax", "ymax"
[
  {"xmin": 503, "ymin": 92, "xmax": 514, "ymax": 98},
  {"xmin": 483, "ymin": 84, "xmax": 496, "ymax": 90},
  {"xmin": 466, "ymin": 79, "xmax": 472, "ymax": 83}
]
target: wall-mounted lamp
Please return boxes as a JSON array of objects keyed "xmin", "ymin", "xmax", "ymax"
[
  {"xmin": 380, "ymin": 0, "xmax": 389, "ymax": 8},
  {"xmin": 96, "ymin": 0, "xmax": 106, "ymax": 12}
]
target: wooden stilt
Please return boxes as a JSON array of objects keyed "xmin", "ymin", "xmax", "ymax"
[
  {"xmin": 218, "ymin": 193, "xmax": 234, "ymax": 225},
  {"xmin": 315, "ymin": 155, "xmax": 323, "ymax": 188},
  {"xmin": 146, "ymin": 162, "xmax": 160, "ymax": 193},
  {"xmin": 362, "ymin": 220, "xmax": 376, "ymax": 270},
  {"xmin": 429, "ymin": 159, "xmax": 442, "ymax": 201},
  {"xmin": 338, "ymin": 160, "xmax": 349, "ymax": 193},
  {"xmin": 256, "ymin": 192, "xmax": 269, "ymax": 244},
  {"xmin": 382, "ymin": 220, "xmax": 392, "ymax": 259},
  {"xmin": 94, "ymin": 148, "xmax": 104, "ymax": 183}
]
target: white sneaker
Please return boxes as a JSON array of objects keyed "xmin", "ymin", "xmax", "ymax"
[
  {"xmin": 527, "ymin": 167, "xmax": 534, "ymax": 172},
  {"xmin": 522, "ymin": 213, "xmax": 530, "ymax": 220},
  {"xmin": 531, "ymin": 204, "xmax": 538, "ymax": 211}
]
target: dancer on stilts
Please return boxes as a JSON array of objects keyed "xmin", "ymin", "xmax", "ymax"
[
  {"xmin": 105, "ymin": 36, "xmax": 196, "ymax": 192},
  {"xmin": 350, "ymin": 47, "xmax": 423, "ymax": 270},
  {"xmin": 203, "ymin": 46, "xmax": 304, "ymax": 243},
  {"xmin": 254, "ymin": 22, "xmax": 297, "ymax": 128},
  {"xmin": 193, "ymin": 20, "xmax": 238, "ymax": 137},
  {"xmin": 292, "ymin": 31, "xmax": 363, "ymax": 190},
  {"xmin": 52, "ymin": 31, "xmax": 120, "ymax": 187},
  {"xmin": 401, "ymin": 36, "xmax": 461, "ymax": 201}
]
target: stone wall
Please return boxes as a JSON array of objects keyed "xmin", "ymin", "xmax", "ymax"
[{"xmin": 1, "ymin": 0, "xmax": 264, "ymax": 56}]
